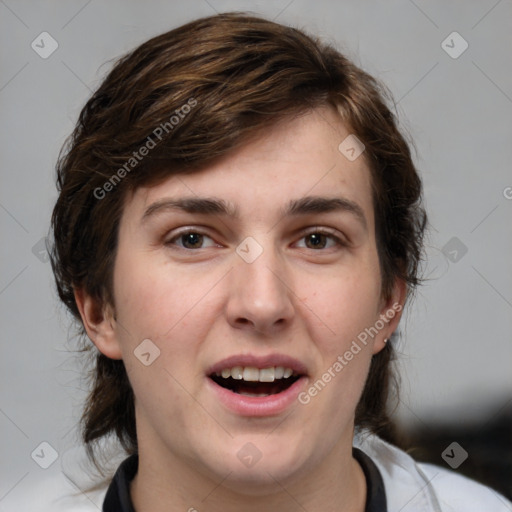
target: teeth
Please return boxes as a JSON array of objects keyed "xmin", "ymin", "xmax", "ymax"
[
  {"xmin": 231, "ymin": 366, "xmax": 243, "ymax": 380},
  {"xmin": 259, "ymin": 367, "xmax": 275, "ymax": 382},
  {"xmin": 214, "ymin": 366, "xmax": 297, "ymax": 382},
  {"xmin": 243, "ymin": 367, "xmax": 260, "ymax": 381}
]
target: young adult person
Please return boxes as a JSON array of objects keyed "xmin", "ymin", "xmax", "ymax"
[{"xmin": 50, "ymin": 12, "xmax": 511, "ymax": 512}]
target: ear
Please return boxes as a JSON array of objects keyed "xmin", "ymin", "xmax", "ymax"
[
  {"xmin": 74, "ymin": 287, "xmax": 123, "ymax": 360},
  {"xmin": 372, "ymin": 278, "xmax": 407, "ymax": 355}
]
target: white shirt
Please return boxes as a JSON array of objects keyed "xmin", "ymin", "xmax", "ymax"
[
  {"xmin": 354, "ymin": 428, "xmax": 512, "ymax": 511},
  {"xmin": 10, "ymin": 430, "xmax": 512, "ymax": 511}
]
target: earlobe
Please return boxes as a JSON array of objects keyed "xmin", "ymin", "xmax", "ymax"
[
  {"xmin": 73, "ymin": 287, "xmax": 123, "ymax": 360},
  {"xmin": 372, "ymin": 279, "xmax": 407, "ymax": 355}
]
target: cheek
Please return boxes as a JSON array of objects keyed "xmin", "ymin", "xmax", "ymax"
[
  {"xmin": 296, "ymin": 269, "xmax": 381, "ymax": 428},
  {"xmin": 298, "ymin": 257, "xmax": 382, "ymax": 351},
  {"xmin": 112, "ymin": 250, "xmax": 226, "ymax": 376},
  {"xmin": 114, "ymin": 252, "xmax": 197, "ymax": 337},
  {"xmin": 112, "ymin": 256, "xmax": 217, "ymax": 420}
]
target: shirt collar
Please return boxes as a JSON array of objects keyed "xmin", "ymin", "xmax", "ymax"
[{"xmin": 102, "ymin": 448, "xmax": 387, "ymax": 512}]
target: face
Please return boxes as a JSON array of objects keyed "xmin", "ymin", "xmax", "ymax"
[{"xmin": 88, "ymin": 107, "xmax": 403, "ymax": 493}]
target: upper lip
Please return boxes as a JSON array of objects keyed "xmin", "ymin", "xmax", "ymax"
[{"xmin": 207, "ymin": 354, "xmax": 309, "ymax": 376}]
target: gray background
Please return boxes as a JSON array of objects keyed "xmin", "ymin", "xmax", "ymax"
[{"xmin": 1, "ymin": 0, "xmax": 511, "ymax": 509}]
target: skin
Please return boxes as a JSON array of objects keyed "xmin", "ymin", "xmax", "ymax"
[{"xmin": 76, "ymin": 106, "xmax": 406, "ymax": 512}]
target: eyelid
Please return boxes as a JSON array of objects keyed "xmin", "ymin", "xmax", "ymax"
[
  {"xmin": 163, "ymin": 225, "xmax": 348, "ymax": 251},
  {"xmin": 165, "ymin": 227, "xmax": 221, "ymax": 249},
  {"xmin": 296, "ymin": 227, "xmax": 348, "ymax": 246}
]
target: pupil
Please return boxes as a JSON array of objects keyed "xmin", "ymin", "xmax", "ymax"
[
  {"xmin": 306, "ymin": 233, "xmax": 325, "ymax": 249},
  {"xmin": 183, "ymin": 233, "xmax": 202, "ymax": 248}
]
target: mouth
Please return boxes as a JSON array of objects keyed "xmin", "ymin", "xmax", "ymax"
[
  {"xmin": 209, "ymin": 366, "xmax": 302, "ymax": 397},
  {"xmin": 206, "ymin": 355, "xmax": 308, "ymax": 416}
]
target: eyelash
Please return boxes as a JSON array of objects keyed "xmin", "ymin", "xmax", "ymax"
[
  {"xmin": 165, "ymin": 228, "xmax": 347, "ymax": 251},
  {"xmin": 296, "ymin": 229, "xmax": 347, "ymax": 250}
]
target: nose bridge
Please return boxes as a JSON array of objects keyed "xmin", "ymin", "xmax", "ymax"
[
  {"xmin": 244, "ymin": 249, "xmax": 283, "ymax": 298},
  {"xmin": 227, "ymin": 238, "xmax": 294, "ymax": 331}
]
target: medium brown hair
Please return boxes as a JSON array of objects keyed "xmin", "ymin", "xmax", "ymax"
[{"xmin": 50, "ymin": 12, "xmax": 426, "ymax": 487}]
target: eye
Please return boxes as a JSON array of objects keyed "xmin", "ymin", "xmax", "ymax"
[
  {"xmin": 295, "ymin": 230, "xmax": 344, "ymax": 250},
  {"xmin": 166, "ymin": 230, "xmax": 218, "ymax": 250}
]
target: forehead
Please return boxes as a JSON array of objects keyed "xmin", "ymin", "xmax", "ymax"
[{"xmin": 123, "ymin": 107, "xmax": 374, "ymax": 228}]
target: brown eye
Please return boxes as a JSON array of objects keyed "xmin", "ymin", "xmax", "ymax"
[
  {"xmin": 297, "ymin": 231, "xmax": 341, "ymax": 250},
  {"xmin": 305, "ymin": 233, "xmax": 328, "ymax": 249},
  {"xmin": 166, "ymin": 230, "xmax": 217, "ymax": 249},
  {"xmin": 180, "ymin": 232, "xmax": 204, "ymax": 249}
]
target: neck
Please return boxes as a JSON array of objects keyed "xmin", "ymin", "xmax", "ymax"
[{"xmin": 130, "ymin": 431, "xmax": 366, "ymax": 512}]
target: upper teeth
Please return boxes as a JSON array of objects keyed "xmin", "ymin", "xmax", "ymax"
[{"xmin": 215, "ymin": 366, "xmax": 295, "ymax": 382}]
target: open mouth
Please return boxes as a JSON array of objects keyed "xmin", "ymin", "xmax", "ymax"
[{"xmin": 209, "ymin": 366, "xmax": 302, "ymax": 397}]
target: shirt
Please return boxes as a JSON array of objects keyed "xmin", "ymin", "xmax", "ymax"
[
  {"xmin": 353, "ymin": 429, "xmax": 512, "ymax": 511},
  {"xmin": 16, "ymin": 430, "xmax": 512, "ymax": 510},
  {"xmin": 102, "ymin": 447, "xmax": 387, "ymax": 511}
]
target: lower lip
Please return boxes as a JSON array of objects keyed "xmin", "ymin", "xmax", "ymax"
[{"xmin": 206, "ymin": 376, "xmax": 307, "ymax": 417}]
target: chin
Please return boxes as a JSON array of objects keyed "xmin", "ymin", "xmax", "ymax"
[
  {"xmin": 214, "ymin": 465, "xmax": 300, "ymax": 497},
  {"xmin": 199, "ymin": 440, "xmax": 311, "ymax": 495}
]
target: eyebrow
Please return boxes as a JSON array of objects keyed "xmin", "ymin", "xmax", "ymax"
[
  {"xmin": 284, "ymin": 196, "xmax": 367, "ymax": 230},
  {"xmin": 142, "ymin": 197, "xmax": 239, "ymax": 222},
  {"xmin": 141, "ymin": 195, "xmax": 367, "ymax": 230}
]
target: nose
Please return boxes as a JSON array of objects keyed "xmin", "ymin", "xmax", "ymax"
[{"xmin": 225, "ymin": 245, "xmax": 295, "ymax": 336}]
